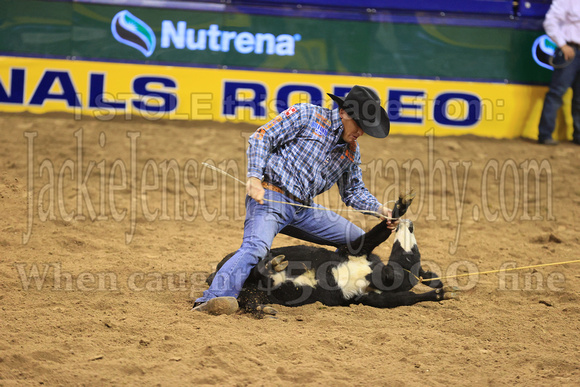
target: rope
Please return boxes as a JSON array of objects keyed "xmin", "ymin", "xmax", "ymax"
[
  {"xmin": 202, "ymin": 162, "xmax": 397, "ymax": 220},
  {"xmin": 409, "ymin": 259, "xmax": 580, "ymax": 284}
]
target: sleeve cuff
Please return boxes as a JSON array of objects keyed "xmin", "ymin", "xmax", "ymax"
[
  {"xmin": 247, "ymin": 171, "xmax": 263, "ymax": 180},
  {"xmin": 369, "ymin": 201, "xmax": 381, "ymax": 214}
]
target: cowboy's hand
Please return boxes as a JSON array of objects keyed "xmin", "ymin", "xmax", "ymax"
[
  {"xmin": 247, "ymin": 177, "xmax": 265, "ymax": 204},
  {"xmin": 562, "ymin": 44, "xmax": 576, "ymax": 61},
  {"xmin": 379, "ymin": 206, "xmax": 399, "ymax": 230}
]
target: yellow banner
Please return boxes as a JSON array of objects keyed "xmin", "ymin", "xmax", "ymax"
[{"xmin": 0, "ymin": 56, "xmax": 571, "ymax": 139}]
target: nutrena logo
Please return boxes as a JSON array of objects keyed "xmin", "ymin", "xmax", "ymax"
[
  {"xmin": 111, "ymin": 10, "xmax": 300, "ymax": 58},
  {"xmin": 532, "ymin": 34, "xmax": 557, "ymax": 70},
  {"xmin": 111, "ymin": 10, "xmax": 156, "ymax": 57},
  {"xmin": 159, "ymin": 21, "xmax": 301, "ymax": 56}
]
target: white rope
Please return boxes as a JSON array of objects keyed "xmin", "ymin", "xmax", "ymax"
[{"xmin": 202, "ymin": 162, "xmax": 397, "ymax": 220}]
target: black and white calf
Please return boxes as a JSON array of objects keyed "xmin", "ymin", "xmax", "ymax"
[{"xmin": 207, "ymin": 192, "xmax": 455, "ymax": 315}]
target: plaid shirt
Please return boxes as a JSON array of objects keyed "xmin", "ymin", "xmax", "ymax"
[{"xmin": 247, "ymin": 103, "xmax": 381, "ymax": 213}]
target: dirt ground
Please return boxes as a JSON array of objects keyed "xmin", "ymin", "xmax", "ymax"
[{"xmin": 1, "ymin": 112, "xmax": 579, "ymax": 386}]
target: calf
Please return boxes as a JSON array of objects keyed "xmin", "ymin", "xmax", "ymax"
[{"xmin": 207, "ymin": 192, "xmax": 455, "ymax": 315}]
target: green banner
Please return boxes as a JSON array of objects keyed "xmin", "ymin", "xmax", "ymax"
[{"xmin": 0, "ymin": 0, "xmax": 551, "ymax": 84}]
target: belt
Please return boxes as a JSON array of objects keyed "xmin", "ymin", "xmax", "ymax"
[
  {"xmin": 261, "ymin": 181, "xmax": 308, "ymax": 205},
  {"xmin": 567, "ymin": 42, "xmax": 580, "ymax": 49}
]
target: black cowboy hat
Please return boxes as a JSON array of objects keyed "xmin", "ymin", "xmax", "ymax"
[{"xmin": 327, "ymin": 85, "xmax": 390, "ymax": 138}]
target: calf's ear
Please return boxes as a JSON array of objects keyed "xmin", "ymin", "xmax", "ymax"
[{"xmin": 392, "ymin": 189, "xmax": 416, "ymax": 219}]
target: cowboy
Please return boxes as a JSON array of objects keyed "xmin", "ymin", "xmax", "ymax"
[
  {"xmin": 193, "ymin": 85, "xmax": 396, "ymax": 314},
  {"xmin": 537, "ymin": 0, "xmax": 580, "ymax": 145}
]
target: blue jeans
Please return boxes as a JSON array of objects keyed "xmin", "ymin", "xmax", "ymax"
[
  {"xmin": 538, "ymin": 47, "xmax": 580, "ymax": 142},
  {"xmin": 196, "ymin": 189, "xmax": 365, "ymax": 302}
]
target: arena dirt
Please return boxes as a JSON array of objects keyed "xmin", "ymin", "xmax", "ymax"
[{"xmin": 1, "ymin": 113, "xmax": 579, "ymax": 385}]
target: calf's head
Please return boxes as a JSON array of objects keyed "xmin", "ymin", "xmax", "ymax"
[
  {"xmin": 373, "ymin": 220, "xmax": 441, "ymax": 292},
  {"xmin": 387, "ymin": 220, "xmax": 422, "ymax": 290}
]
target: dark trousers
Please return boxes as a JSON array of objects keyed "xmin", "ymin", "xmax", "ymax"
[{"xmin": 538, "ymin": 47, "xmax": 580, "ymax": 142}]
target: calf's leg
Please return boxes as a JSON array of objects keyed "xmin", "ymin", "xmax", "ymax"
[{"xmin": 356, "ymin": 287, "xmax": 456, "ymax": 308}]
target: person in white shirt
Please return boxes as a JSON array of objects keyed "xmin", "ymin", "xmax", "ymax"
[{"xmin": 537, "ymin": 0, "xmax": 580, "ymax": 145}]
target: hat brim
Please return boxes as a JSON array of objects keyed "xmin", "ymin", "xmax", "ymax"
[
  {"xmin": 328, "ymin": 93, "xmax": 345, "ymax": 108},
  {"xmin": 359, "ymin": 108, "xmax": 390, "ymax": 138},
  {"xmin": 327, "ymin": 92, "xmax": 390, "ymax": 138}
]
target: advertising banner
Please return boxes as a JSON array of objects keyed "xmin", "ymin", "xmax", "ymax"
[
  {"xmin": 0, "ymin": 0, "xmax": 551, "ymax": 84},
  {"xmin": 0, "ymin": 56, "xmax": 553, "ymax": 139}
]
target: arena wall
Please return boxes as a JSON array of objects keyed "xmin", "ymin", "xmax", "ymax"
[{"xmin": 0, "ymin": 0, "xmax": 573, "ymax": 139}]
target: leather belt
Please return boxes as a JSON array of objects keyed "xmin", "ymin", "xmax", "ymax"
[
  {"xmin": 567, "ymin": 42, "xmax": 580, "ymax": 49},
  {"xmin": 261, "ymin": 181, "xmax": 307, "ymax": 205}
]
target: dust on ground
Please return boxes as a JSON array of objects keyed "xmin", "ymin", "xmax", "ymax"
[{"xmin": 1, "ymin": 113, "xmax": 579, "ymax": 385}]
